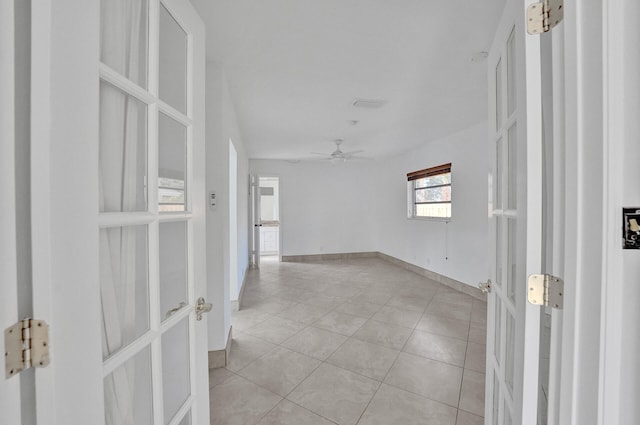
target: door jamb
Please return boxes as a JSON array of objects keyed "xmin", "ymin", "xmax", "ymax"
[
  {"xmin": 598, "ymin": 0, "xmax": 626, "ymax": 423},
  {"xmin": 558, "ymin": 0, "xmax": 606, "ymax": 423},
  {"xmin": 30, "ymin": 1, "xmax": 104, "ymax": 423},
  {"xmin": 0, "ymin": 1, "xmax": 21, "ymax": 421}
]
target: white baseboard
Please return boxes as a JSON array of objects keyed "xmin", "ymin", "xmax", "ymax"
[
  {"xmin": 281, "ymin": 251, "xmax": 485, "ymax": 300},
  {"xmin": 208, "ymin": 326, "xmax": 233, "ymax": 369}
]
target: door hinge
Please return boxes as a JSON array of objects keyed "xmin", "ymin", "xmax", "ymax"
[
  {"xmin": 4, "ymin": 319, "xmax": 50, "ymax": 379},
  {"xmin": 527, "ymin": 0, "xmax": 564, "ymax": 35},
  {"xmin": 527, "ymin": 274, "xmax": 564, "ymax": 309}
]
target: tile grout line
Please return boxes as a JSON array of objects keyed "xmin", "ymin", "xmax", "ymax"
[{"xmin": 222, "ymin": 257, "xmax": 486, "ymax": 424}]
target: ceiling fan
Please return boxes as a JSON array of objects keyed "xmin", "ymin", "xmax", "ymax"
[{"xmin": 311, "ymin": 139, "xmax": 365, "ymax": 164}]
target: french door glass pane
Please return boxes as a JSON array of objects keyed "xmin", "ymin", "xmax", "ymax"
[
  {"xmin": 495, "ymin": 137, "xmax": 503, "ymax": 209},
  {"xmin": 507, "ymin": 123, "xmax": 518, "ymax": 210},
  {"xmin": 495, "ymin": 217, "xmax": 503, "ymax": 289},
  {"xmin": 159, "ymin": 5, "xmax": 187, "ymax": 113},
  {"xmin": 99, "ymin": 81, "xmax": 148, "ymax": 213},
  {"xmin": 104, "ymin": 346, "xmax": 153, "ymax": 425},
  {"xmin": 162, "ymin": 318, "xmax": 191, "ymax": 424},
  {"xmin": 496, "ymin": 58, "xmax": 503, "ymax": 131},
  {"xmin": 100, "ymin": 0, "xmax": 148, "ymax": 88},
  {"xmin": 177, "ymin": 411, "xmax": 191, "ymax": 425},
  {"xmin": 493, "ymin": 373, "xmax": 500, "ymax": 425},
  {"xmin": 159, "ymin": 221, "xmax": 188, "ymax": 321},
  {"xmin": 507, "ymin": 27, "xmax": 517, "ymax": 117},
  {"xmin": 507, "ymin": 219, "xmax": 517, "ymax": 302},
  {"xmin": 100, "ymin": 225, "xmax": 149, "ymax": 359},
  {"xmin": 505, "ymin": 311, "xmax": 516, "ymax": 395},
  {"xmin": 494, "ymin": 297, "xmax": 502, "ymax": 366},
  {"xmin": 159, "ymin": 112, "xmax": 187, "ymax": 212}
]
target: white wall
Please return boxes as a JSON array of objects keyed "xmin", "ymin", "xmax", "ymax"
[
  {"xmin": 374, "ymin": 122, "xmax": 488, "ymax": 286},
  {"xmin": 205, "ymin": 61, "xmax": 249, "ymax": 351},
  {"xmin": 250, "ymin": 122, "xmax": 488, "ymax": 287},
  {"xmin": 249, "ymin": 160, "xmax": 379, "ymax": 256},
  {"xmin": 619, "ymin": 2, "xmax": 640, "ymax": 420}
]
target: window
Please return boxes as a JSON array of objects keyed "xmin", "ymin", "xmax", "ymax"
[{"xmin": 407, "ymin": 163, "xmax": 452, "ymax": 219}]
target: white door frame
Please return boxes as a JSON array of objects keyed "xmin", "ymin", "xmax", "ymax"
[
  {"xmin": 0, "ymin": 1, "xmax": 21, "ymax": 422},
  {"xmin": 544, "ymin": 17, "xmax": 566, "ymax": 425},
  {"xmin": 256, "ymin": 175, "xmax": 282, "ymax": 259},
  {"xmin": 30, "ymin": 1, "xmax": 104, "ymax": 423},
  {"xmin": 553, "ymin": 0, "xmax": 639, "ymax": 423},
  {"xmin": 250, "ymin": 174, "xmax": 261, "ymax": 268},
  {"xmin": 557, "ymin": 0, "xmax": 607, "ymax": 423},
  {"xmin": 229, "ymin": 140, "xmax": 239, "ymax": 300},
  {"xmin": 598, "ymin": 0, "xmax": 629, "ymax": 423}
]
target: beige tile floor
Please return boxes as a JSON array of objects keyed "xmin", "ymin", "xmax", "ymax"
[{"xmin": 210, "ymin": 256, "xmax": 487, "ymax": 425}]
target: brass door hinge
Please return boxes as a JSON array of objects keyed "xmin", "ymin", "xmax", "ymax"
[
  {"xmin": 4, "ymin": 319, "xmax": 50, "ymax": 379},
  {"xmin": 527, "ymin": 274, "xmax": 564, "ymax": 309},
  {"xmin": 527, "ymin": 0, "xmax": 564, "ymax": 35}
]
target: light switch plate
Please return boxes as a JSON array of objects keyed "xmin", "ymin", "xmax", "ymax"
[{"xmin": 209, "ymin": 191, "xmax": 217, "ymax": 210}]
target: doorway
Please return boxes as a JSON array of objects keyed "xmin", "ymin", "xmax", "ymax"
[
  {"xmin": 258, "ymin": 177, "xmax": 280, "ymax": 261},
  {"xmin": 229, "ymin": 140, "xmax": 239, "ymax": 301}
]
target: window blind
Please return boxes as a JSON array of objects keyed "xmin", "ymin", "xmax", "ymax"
[{"xmin": 407, "ymin": 163, "xmax": 452, "ymax": 181}]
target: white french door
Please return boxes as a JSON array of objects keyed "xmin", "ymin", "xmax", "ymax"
[
  {"xmin": 485, "ymin": 1, "xmax": 544, "ymax": 424},
  {"xmin": 24, "ymin": 0, "xmax": 209, "ymax": 424},
  {"xmin": 98, "ymin": 0, "xmax": 208, "ymax": 424}
]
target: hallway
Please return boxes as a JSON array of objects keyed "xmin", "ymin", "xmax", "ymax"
[{"xmin": 209, "ymin": 257, "xmax": 487, "ymax": 425}]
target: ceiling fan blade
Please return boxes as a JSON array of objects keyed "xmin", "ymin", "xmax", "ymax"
[
  {"xmin": 311, "ymin": 152, "xmax": 333, "ymax": 157},
  {"xmin": 345, "ymin": 155, "xmax": 371, "ymax": 160},
  {"xmin": 341, "ymin": 150, "xmax": 364, "ymax": 156}
]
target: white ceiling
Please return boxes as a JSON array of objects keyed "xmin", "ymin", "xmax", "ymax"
[{"xmin": 190, "ymin": 0, "xmax": 506, "ymax": 160}]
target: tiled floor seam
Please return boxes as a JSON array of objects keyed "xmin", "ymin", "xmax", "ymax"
[
  {"xmin": 455, "ymin": 339, "xmax": 473, "ymax": 414},
  {"xmin": 278, "ymin": 324, "xmax": 353, "ymax": 359},
  {"xmin": 236, "ymin": 350, "xmax": 325, "ymax": 399},
  {"xmin": 353, "ymin": 380, "xmax": 384, "ymax": 425},
  {"xmin": 380, "ymin": 379, "xmax": 463, "ymax": 411},
  {"xmin": 231, "ymin": 341, "xmax": 281, "ymax": 373},
  {"xmin": 221, "ymin": 258, "xmax": 487, "ymax": 424},
  {"xmin": 278, "ymin": 358, "xmax": 324, "ymax": 398},
  {"xmin": 282, "ymin": 399, "xmax": 341, "ymax": 425}
]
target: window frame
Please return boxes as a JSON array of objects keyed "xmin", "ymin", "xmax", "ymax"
[{"xmin": 407, "ymin": 163, "xmax": 452, "ymax": 221}]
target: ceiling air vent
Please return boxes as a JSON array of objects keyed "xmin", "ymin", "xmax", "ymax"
[{"xmin": 352, "ymin": 98, "xmax": 387, "ymax": 109}]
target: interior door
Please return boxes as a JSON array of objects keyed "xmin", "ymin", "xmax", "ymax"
[
  {"xmin": 250, "ymin": 174, "xmax": 261, "ymax": 268},
  {"xmin": 98, "ymin": 0, "xmax": 208, "ymax": 424},
  {"xmin": 26, "ymin": 0, "xmax": 209, "ymax": 424},
  {"xmin": 485, "ymin": 1, "xmax": 544, "ymax": 424},
  {"xmin": 0, "ymin": 0, "xmax": 20, "ymax": 421}
]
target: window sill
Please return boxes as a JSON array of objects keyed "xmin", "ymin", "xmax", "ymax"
[{"xmin": 407, "ymin": 216, "xmax": 451, "ymax": 223}]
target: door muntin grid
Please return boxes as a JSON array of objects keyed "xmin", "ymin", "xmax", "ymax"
[
  {"xmin": 99, "ymin": 1, "xmax": 196, "ymax": 424},
  {"xmin": 488, "ymin": 23, "xmax": 520, "ymax": 425}
]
